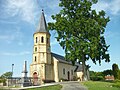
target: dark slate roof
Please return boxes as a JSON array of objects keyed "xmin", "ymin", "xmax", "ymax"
[
  {"xmin": 51, "ymin": 53, "xmax": 72, "ymax": 64},
  {"xmin": 36, "ymin": 10, "xmax": 49, "ymax": 33},
  {"xmin": 51, "ymin": 53, "xmax": 83, "ymax": 72},
  {"xmin": 74, "ymin": 65, "xmax": 83, "ymax": 72}
]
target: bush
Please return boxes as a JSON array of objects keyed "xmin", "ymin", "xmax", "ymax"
[
  {"xmin": 114, "ymin": 79, "xmax": 120, "ymax": 83},
  {"xmin": 112, "ymin": 79, "xmax": 120, "ymax": 88},
  {"xmin": 0, "ymin": 78, "xmax": 6, "ymax": 86},
  {"xmin": 90, "ymin": 76, "xmax": 104, "ymax": 81},
  {"xmin": 112, "ymin": 82, "xmax": 120, "ymax": 88}
]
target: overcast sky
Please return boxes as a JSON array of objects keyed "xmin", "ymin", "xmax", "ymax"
[{"xmin": 0, "ymin": 0, "xmax": 120, "ymax": 76}]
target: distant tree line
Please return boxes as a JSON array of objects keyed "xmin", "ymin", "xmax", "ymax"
[{"xmin": 90, "ymin": 63, "xmax": 120, "ymax": 81}]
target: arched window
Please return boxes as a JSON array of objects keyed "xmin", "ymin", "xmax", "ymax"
[
  {"xmin": 35, "ymin": 47, "xmax": 37, "ymax": 52},
  {"xmin": 36, "ymin": 37, "xmax": 38, "ymax": 43},
  {"xmin": 63, "ymin": 68, "xmax": 65, "ymax": 75},
  {"xmin": 41, "ymin": 36, "xmax": 44, "ymax": 43},
  {"xmin": 71, "ymin": 70, "xmax": 73, "ymax": 75},
  {"xmin": 35, "ymin": 56, "xmax": 37, "ymax": 62}
]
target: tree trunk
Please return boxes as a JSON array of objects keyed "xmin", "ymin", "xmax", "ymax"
[{"xmin": 82, "ymin": 55, "xmax": 87, "ymax": 81}]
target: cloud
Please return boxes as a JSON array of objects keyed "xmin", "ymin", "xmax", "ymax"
[
  {"xmin": 0, "ymin": 51, "xmax": 30, "ymax": 56},
  {"xmin": 0, "ymin": 27, "xmax": 24, "ymax": 45},
  {"xmin": 0, "ymin": 0, "xmax": 37, "ymax": 24},
  {"xmin": 110, "ymin": 0, "xmax": 120, "ymax": 15},
  {"xmin": 92, "ymin": 0, "xmax": 120, "ymax": 15},
  {"xmin": 33, "ymin": 0, "xmax": 60, "ymax": 26},
  {"xmin": 0, "ymin": 0, "xmax": 61, "ymax": 25},
  {"xmin": 0, "ymin": 19, "xmax": 18, "ymax": 24}
]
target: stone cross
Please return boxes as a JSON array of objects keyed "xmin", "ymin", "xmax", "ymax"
[{"xmin": 22, "ymin": 61, "xmax": 28, "ymax": 77}]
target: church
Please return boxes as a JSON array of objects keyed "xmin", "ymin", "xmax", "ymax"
[{"xmin": 30, "ymin": 10, "xmax": 84, "ymax": 84}]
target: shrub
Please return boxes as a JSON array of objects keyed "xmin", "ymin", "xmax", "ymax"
[
  {"xmin": 112, "ymin": 79, "xmax": 120, "ymax": 88},
  {"xmin": 113, "ymin": 79, "xmax": 120, "ymax": 83},
  {"xmin": 112, "ymin": 82, "xmax": 120, "ymax": 88},
  {"xmin": 90, "ymin": 76, "xmax": 104, "ymax": 81}
]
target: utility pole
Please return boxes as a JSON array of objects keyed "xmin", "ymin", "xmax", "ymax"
[
  {"xmin": 12, "ymin": 64, "xmax": 14, "ymax": 77},
  {"xmin": 11, "ymin": 64, "xmax": 14, "ymax": 86}
]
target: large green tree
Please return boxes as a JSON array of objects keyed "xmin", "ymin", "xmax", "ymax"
[
  {"xmin": 102, "ymin": 69, "xmax": 113, "ymax": 76},
  {"xmin": 48, "ymin": 0, "xmax": 110, "ymax": 80},
  {"xmin": 0, "ymin": 72, "xmax": 12, "ymax": 79},
  {"xmin": 0, "ymin": 72, "xmax": 12, "ymax": 84},
  {"xmin": 112, "ymin": 63, "xmax": 119, "ymax": 79}
]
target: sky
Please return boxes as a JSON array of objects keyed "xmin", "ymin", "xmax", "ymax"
[{"xmin": 0, "ymin": 0, "xmax": 120, "ymax": 77}]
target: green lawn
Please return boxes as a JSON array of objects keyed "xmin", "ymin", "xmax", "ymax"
[
  {"xmin": 82, "ymin": 81, "xmax": 120, "ymax": 90},
  {"xmin": 0, "ymin": 84, "xmax": 62, "ymax": 90},
  {"xmin": 27, "ymin": 85, "xmax": 62, "ymax": 90}
]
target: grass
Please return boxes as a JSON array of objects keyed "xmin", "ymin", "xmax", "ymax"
[
  {"xmin": 82, "ymin": 81, "xmax": 120, "ymax": 90},
  {"xmin": 0, "ymin": 84, "xmax": 62, "ymax": 90},
  {"xmin": 112, "ymin": 80, "xmax": 120, "ymax": 88},
  {"xmin": 27, "ymin": 84, "xmax": 62, "ymax": 90}
]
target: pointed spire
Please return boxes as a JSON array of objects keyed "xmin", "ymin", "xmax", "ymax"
[
  {"xmin": 22, "ymin": 61, "xmax": 28, "ymax": 73},
  {"xmin": 36, "ymin": 9, "xmax": 48, "ymax": 33}
]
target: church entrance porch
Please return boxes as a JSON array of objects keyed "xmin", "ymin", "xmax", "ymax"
[{"xmin": 33, "ymin": 72, "xmax": 38, "ymax": 85}]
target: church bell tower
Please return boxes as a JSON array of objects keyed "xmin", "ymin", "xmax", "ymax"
[{"xmin": 30, "ymin": 10, "xmax": 53, "ymax": 84}]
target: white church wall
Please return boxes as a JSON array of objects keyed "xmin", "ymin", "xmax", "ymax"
[
  {"xmin": 53, "ymin": 57, "xmax": 59, "ymax": 82},
  {"xmin": 76, "ymin": 72, "xmax": 83, "ymax": 81},
  {"xmin": 58, "ymin": 62, "xmax": 76, "ymax": 81},
  {"xmin": 45, "ymin": 64, "xmax": 54, "ymax": 80}
]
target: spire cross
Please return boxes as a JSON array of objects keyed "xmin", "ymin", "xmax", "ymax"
[{"xmin": 42, "ymin": 9, "xmax": 44, "ymax": 12}]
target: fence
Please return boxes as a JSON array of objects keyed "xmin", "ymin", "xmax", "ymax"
[{"xmin": 7, "ymin": 77, "xmax": 41, "ymax": 87}]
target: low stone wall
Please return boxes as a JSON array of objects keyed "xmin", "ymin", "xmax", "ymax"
[{"xmin": 6, "ymin": 77, "xmax": 41, "ymax": 87}]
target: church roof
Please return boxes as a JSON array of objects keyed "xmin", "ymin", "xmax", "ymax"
[
  {"xmin": 74, "ymin": 65, "xmax": 83, "ymax": 72},
  {"xmin": 36, "ymin": 10, "xmax": 49, "ymax": 33},
  {"xmin": 51, "ymin": 53, "xmax": 83, "ymax": 72},
  {"xmin": 51, "ymin": 53, "xmax": 72, "ymax": 64}
]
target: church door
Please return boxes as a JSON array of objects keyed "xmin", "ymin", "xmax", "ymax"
[
  {"xmin": 67, "ymin": 71, "xmax": 70, "ymax": 81},
  {"xmin": 33, "ymin": 72, "xmax": 38, "ymax": 85}
]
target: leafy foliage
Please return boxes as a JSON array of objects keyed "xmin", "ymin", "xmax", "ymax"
[
  {"xmin": 89, "ymin": 70, "xmax": 114, "ymax": 81},
  {"xmin": 112, "ymin": 64, "xmax": 119, "ymax": 79},
  {"xmin": 112, "ymin": 80, "xmax": 120, "ymax": 88},
  {"xmin": 0, "ymin": 72, "xmax": 12, "ymax": 84},
  {"xmin": 0, "ymin": 72, "xmax": 12, "ymax": 79},
  {"xmin": 118, "ymin": 70, "xmax": 120, "ymax": 80},
  {"xmin": 102, "ymin": 69, "xmax": 113, "ymax": 76},
  {"xmin": 48, "ymin": 0, "xmax": 110, "ymax": 65},
  {"xmin": 89, "ymin": 71, "xmax": 104, "ymax": 81},
  {"xmin": 90, "ymin": 76, "xmax": 104, "ymax": 81}
]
